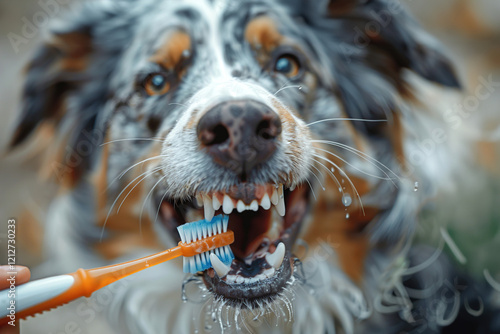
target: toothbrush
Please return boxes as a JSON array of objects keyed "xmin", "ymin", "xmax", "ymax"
[{"xmin": 0, "ymin": 215, "xmax": 233, "ymax": 325}]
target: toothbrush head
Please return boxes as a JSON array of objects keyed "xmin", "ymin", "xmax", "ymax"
[{"xmin": 177, "ymin": 215, "xmax": 234, "ymax": 273}]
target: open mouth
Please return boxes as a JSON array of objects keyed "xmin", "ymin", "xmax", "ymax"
[{"xmin": 158, "ymin": 182, "xmax": 310, "ymax": 306}]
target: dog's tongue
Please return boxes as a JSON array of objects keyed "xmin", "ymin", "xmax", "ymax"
[{"xmin": 227, "ymin": 206, "xmax": 282, "ymax": 259}]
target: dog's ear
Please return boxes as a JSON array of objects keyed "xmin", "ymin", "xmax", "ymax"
[
  {"xmin": 331, "ymin": 0, "xmax": 460, "ymax": 88},
  {"xmin": 8, "ymin": 3, "xmax": 130, "ymax": 184},
  {"xmin": 287, "ymin": 0, "xmax": 460, "ymax": 133},
  {"xmin": 292, "ymin": 0, "xmax": 460, "ymax": 88},
  {"xmin": 9, "ymin": 30, "xmax": 93, "ymax": 148}
]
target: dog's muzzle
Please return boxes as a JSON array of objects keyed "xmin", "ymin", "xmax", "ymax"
[{"xmin": 197, "ymin": 100, "xmax": 282, "ymax": 179}]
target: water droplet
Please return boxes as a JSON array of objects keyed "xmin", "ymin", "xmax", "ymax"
[
  {"xmin": 145, "ymin": 263, "xmax": 150, "ymax": 267},
  {"xmin": 322, "ymin": 187, "xmax": 326, "ymax": 191},
  {"xmin": 346, "ymin": 213, "xmax": 350, "ymax": 219},
  {"xmin": 414, "ymin": 181, "xmax": 419, "ymax": 192},
  {"xmin": 331, "ymin": 167, "xmax": 335, "ymax": 172},
  {"xmin": 298, "ymin": 86, "xmax": 302, "ymax": 90},
  {"xmin": 341, "ymin": 179, "xmax": 345, "ymax": 184},
  {"xmin": 338, "ymin": 187, "xmax": 342, "ymax": 192},
  {"xmin": 342, "ymin": 193, "xmax": 352, "ymax": 207}
]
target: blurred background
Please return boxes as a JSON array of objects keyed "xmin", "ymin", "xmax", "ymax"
[{"xmin": 0, "ymin": 0, "xmax": 499, "ymax": 332}]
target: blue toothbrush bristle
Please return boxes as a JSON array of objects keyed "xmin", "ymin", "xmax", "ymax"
[{"xmin": 177, "ymin": 215, "xmax": 234, "ymax": 273}]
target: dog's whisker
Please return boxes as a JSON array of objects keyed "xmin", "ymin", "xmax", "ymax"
[
  {"xmin": 105, "ymin": 155, "xmax": 166, "ymax": 194},
  {"xmin": 314, "ymin": 146, "xmax": 397, "ymax": 185},
  {"xmin": 100, "ymin": 137, "xmax": 164, "ymax": 146},
  {"xmin": 306, "ymin": 118, "xmax": 387, "ymax": 127},
  {"xmin": 101, "ymin": 167, "xmax": 161, "ymax": 241},
  {"xmin": 168, "ymin": 102, "xmax": 189, "ymax": 108},
  {"xmin": 311, "ymin": 139, "xmax": 400, "ymax": 182},
  {"xmin": 116, "ymin": 167, "xmax": 161, "ymax": 214},
  {"xmin": 310, "ymin": 156, "xmax": 343, "ymax": 192},
  {"xmin": 312, "ymin": 153, "xmax": 365, "ymax": 214},
  {"xmin": 303, "ymin": 167, "xmax": 318, "ymax": 201},
  {"xmin": 139, "ymin": 174, "xmax": 168, "ymax": 232},
  {"xmin": 117, "ymin": 155, "xmax": 167, "ymax": 180},
  {"xmin": 153, "ymin": 188, "xmax": 170, "ymax": 227},
  {"xmin": 308, "ymin": 163, "xmax": 328, "ymax": 191},
  {"xmin": 274, "ymin": 85, "xmax": 303, "ymax": 96}
]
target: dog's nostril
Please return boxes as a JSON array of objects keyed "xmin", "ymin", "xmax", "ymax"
[
  {"xmin": 256, "ymin": 119, "xmax": 280, "ymax": 140},
  {"xmin": 210, "ymin": 124, "xmax": 230, "ymax": 146},
  {"xmin": 199, "ymin": 124, "xmax": 230, "ymax": 146}
]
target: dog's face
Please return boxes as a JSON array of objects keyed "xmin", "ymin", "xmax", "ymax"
[{"xmin": 11, "ymin": 0, "xmax": 459, "ymax": 320}]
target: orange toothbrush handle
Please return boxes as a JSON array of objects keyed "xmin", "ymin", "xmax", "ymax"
[
  {"xmin": 0, "ymin": 229, "xmax": 234, "ymax": 324},
  {"xmin": 0, "ymin": 246, "xmax": 184, "ymax": 325}
]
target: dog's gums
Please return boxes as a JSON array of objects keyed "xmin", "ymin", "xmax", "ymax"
[{"xmin": 159, "ymin": 182, "xmax": 310, "ymax": 304}]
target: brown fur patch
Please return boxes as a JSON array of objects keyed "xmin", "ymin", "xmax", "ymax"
[
  {"xmin": 304, "ymin": 142, "xmax": 377, "ymax": 283},
  {"xmin": 91, "ymin": 142, "xmax": 163, "ymax": 259},
  {"xmin": 328, "ymin": 0, "xmax": 357, "ymax": 17},
  {"xmin": 245, "ymin": 16, "xmax": 284, "ymax": 52},
  {"xmin": 150, "ymin": 31, "xmax": 191, "ymax": 71},
  {"xmin": 390, "ymin": 112, "xmax": 406, "ymax": 169},
  {"xmin": 50, "ymin": 32, "xmax": 93, "ymax": 72}
]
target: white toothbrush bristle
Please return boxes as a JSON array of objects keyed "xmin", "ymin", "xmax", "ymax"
[{"xmin": 176, "ymin": 215, "xmax": 235, "ymax": 273}]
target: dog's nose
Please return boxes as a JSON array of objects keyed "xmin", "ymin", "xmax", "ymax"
[{"xmin": 197, "ymin": 100, "xmax": 282, "ymax": 178}]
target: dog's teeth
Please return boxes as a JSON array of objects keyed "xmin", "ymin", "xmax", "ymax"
[
  {"xmin": 223, "ymin": 195, "xmax": 234, "ymax": 214},
  {"xmin": 271, "ymin": 188, "xmax": 279, "ymax": 205},
  {"xmin": 276, "ymin": 194, "xmax": 286, "ymax": 216},
  {"xmin": 236, "ymin": 200, "xmax": 245, "ymax": 213},
  {"xmin": 203, "ymin": 194, "xmax": 214, "ymax": 222},
  {"xmin": 213, "ymin": 195, "xmax": 221, "ymax": 211},
  {"xmin": 278, "ymin": 184, "xmax": 284, "ymax": 198},
  {"xmin": 250, "ymin": 200, "xmax": 258, "ymax": 211},
  {"xmin": 260, "ymin": 193, "xmax": 271, "ymax": 210},
  {"xmin": 290, "ymin": 184, "xmax": 296, "ymax": 191},
  {"xmin": 265, "ymin": 243, "xmax": 285, "ymax": 269},
  {"xmin": 196, "ymin": 193, "xmax": 203, "ymax": 207},
  {"xmin": 210, "ymin": 253, "xmax": 231, "ymax": 278}
]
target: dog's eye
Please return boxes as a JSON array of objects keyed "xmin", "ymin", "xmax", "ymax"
[
  {"xmin": 274, "ymin": 55, "xmax": 301, "ymax": 78},
  {"xmin": 144, "ymin": 73, "xmax": 170, "ymax": 96}
]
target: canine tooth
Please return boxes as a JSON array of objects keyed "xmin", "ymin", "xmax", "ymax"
[
  {"xmin": 290, "ymin": 184, "xmax": 296, "ymax": 191},
  {"xmin": 213, "ymin": 195, "xmax": 221, "ymax": 211},
  {"xmin": 237, "ymin": 200, "xmax": 245, "ymax": 213},
  {"xmin": 265, "ymin": 242, "xmax": 285, "ymax": 269},
  {"xmin": 210, "ymin": 253, "xmax": 231, "ymax": 278},
  {"xmin": 223, "ymin": 195, "xmax": 234, "ymax": 214},
  {"xmin": 263, "ymin": 268, "xmax": 276, "ymax": 278},
  {"xmin": 278, "ymin": 184, "xmax": 284, "ymax": 198},
  {"xmin": 196, "ymin": 193, "xmax": 203, "ymax": 207},
  {"xmin": 203, "ymin": 194, "xmax": 214, "ymax": 222},
  {"xmin": 271, "ymin": 189, "xmax": 279, "ymax": 205},
  {"xmin": 250, "ymin": 200, "xmax": 258, "ymax": 211},
  {"xmin": 260, "ymin": 193, "xmax": 271, "ymax": 210},
  {"xmin": 276, "ymin": 194, "xmax": 286, "ymax": 216}
]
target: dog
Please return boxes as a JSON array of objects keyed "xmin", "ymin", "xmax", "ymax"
[{"xmin": 9, "ymin": 0, "xmax": 498, "ymax": 333}]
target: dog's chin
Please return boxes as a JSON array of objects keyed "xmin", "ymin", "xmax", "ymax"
[{"xmin": 157, "ymin": 182, "xmax": 310, "ymax": 307}]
